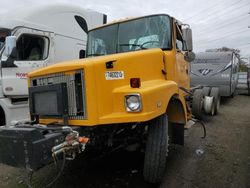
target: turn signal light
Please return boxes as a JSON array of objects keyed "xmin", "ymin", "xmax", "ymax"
[{"xmin": 130, "ymin": 78, "xmax": 141, "ymax": 88}]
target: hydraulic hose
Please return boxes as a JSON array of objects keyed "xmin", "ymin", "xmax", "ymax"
[{"xmin": 192, "ymin": 118, "xmax": 206, "ymax": 139}]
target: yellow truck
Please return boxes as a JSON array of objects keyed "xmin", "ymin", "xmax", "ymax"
[{"xmin": 0, "ymin": 14, "xmax": 199, "ymax": 183}]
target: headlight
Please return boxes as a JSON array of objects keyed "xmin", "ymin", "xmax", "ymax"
[{"xmin": 125, "ymin": 94, "xmax": 142, "ymax": 112}]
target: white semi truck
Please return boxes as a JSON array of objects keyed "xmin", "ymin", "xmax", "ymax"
[{"xmin": 0, "ymin": 4, "xmax": 107, "ymax": 126}]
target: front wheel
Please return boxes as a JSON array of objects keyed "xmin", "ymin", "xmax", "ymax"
[{"xmin": 143, "ymin": 114, "xmax": 168, "ymax": 183}]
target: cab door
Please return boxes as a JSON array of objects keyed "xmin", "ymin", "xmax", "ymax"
[
  {"xmin": 1, "ymin": 28, "xmax": 52, "ymax": 96},
  {"xmin": 175, "ymin": 23, "xmax": 190, "ymax": 90}
]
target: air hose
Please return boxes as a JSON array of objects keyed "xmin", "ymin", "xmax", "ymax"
[{"xmin": 192, "ymin": 118, "xmax": 206, "ymax": 139}]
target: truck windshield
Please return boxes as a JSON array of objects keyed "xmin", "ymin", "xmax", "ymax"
[
  {"xmin": 87, "ymin": 15, "xmax": 172, "ymax": 57},
  {"xmin": 0, "ymin": 29, "xmax": 10, "ymax": 51}
]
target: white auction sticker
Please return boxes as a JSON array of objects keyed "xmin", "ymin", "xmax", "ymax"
[{"xmin": 105, "ymin": 71, "xmax": 124, "ymax": 80}]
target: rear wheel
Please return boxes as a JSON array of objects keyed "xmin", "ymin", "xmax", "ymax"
[
  {"xmin": 202, "ymin": 87, "xmax": 210, "ymax": 96},
  {"xmin": 248, "ymin": 72, "xmax": 250, "ymax": 95},
  {"xmin": 143, "ymin": 114, "xmax": 168, "ymax": 183},
  {"xmin": 192, "ymin": 89, "xmax": 204, "ymax": 119},
  {"xmin": 210, "ymin": 87, "xmax": 220, "ymax": 114},
  {"xmin": 0, "ymin": 108, "xmax": 5, "ymax": 126},
  {"xmin": 248, "ymin": 82, "xmax": 250, "ymax": 96}
]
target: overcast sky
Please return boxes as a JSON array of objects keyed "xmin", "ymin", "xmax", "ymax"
[{"xmin": 1, "ymin": 0, "xmax": 250, "ymax": 60}]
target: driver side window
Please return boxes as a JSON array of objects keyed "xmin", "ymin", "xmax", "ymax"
[
  {"xmin": 176, "ymin": 24, "xmax": 183, "ymax": 50},
  {"xmin": 16, "ymin": 34, "xmax": 49, "ymax": 61}
]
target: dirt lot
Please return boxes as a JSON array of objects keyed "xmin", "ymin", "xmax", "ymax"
[{"xmin": 0, "ymin": 94, "xmax": 249, "ymax": 188}]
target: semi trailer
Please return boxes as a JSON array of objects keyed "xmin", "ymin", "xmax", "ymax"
[{"xmin": 190, "ymin": 52, "xmax": 240, "ymax": 97}]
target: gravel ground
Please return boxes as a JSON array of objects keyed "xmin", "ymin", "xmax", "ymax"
[{"xmin": 0, "ymin": 94, "xmax": 249, "ymax": 188}]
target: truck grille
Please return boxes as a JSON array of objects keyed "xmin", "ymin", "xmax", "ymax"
[{"xmin": 30, "ymin": 70, "xmax": 87, "ymax": 120}]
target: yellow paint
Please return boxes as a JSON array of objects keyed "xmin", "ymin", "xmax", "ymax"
[
  {"xmin": 28, "ymin": 17, "xmax": 192, "ymax": 127},
  {"xmin": 64, "ymin": 70, "xmax": 76, "ymax": 75}
]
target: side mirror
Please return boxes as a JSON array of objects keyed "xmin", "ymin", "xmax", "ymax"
[
  {"xmin": 1, "ymin": 36, "xmax": 17, "ymax": 68},
  {"xmin": 4, "ymin": 36, "xmax": 17, "ymax": 57},
  {"xmin": 184, "ymin": 51, "xmax": 195, "ymax": 62},
  {"xmin": 182, "ymin": 28, "xmax": 193, "ymax": 51}
]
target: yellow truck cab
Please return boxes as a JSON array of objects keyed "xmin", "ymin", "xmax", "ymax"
[{"xmin": 0, "ymin": 14, "xmax": 195, "ymax": 183}]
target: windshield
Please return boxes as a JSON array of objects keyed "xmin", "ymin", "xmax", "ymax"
[
  {"xmin": 0, "ymin": 29, "xmax": 10, "ymax": 51},
  {"xmin": 87, "ymin": 15, "xmax": 172, "ymax": 57}
]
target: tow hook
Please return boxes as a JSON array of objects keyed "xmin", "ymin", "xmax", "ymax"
[{"xmin": 52, "ymin": 131, "xmax": 89, "ymax": 160}]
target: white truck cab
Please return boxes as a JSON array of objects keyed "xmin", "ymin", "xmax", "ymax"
[{"xmin": 0, "ymin": 4, "xmax": 107, "ymax": 126}]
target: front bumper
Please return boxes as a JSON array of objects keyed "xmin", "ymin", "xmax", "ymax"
[{"xmin": 0, "ymin": 125, "xmax": 68, "ymax": 170}]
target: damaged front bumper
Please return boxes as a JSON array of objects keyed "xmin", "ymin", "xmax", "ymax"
[{"xmin": 0, "ymin": 124, "xmax": 87, "ymax": 170}]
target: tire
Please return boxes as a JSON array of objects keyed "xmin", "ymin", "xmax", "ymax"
[
  {"xmin": 202, "ymin": 87, "xmax": 210, "ymax": 96},
  {"xmin": 143, "ymin": 114, "xmax": 168, "ymax": 183},
  {"xmin": 231, "ymin": 91, "xmax": 235, "ymax": 98},
  {"xmin": 210, "ymin": 101, "xmax": 215, "ymax": 116},
  {"xmin": 248, "ymin": 72, "xmax": 250, "ymax": 96},
  {"xmin": 210, "ymin": 87, "xmax": 220, "ymax": 114},
  {"xmin": 192, "ymin": 89, "xmax": 204, "ymax": 119},
  {"xmin": 0, "ymin": 108, "xmax": 5, "ymax": 126},
  {"xmin": 247, "ymin": 82, "xmax": 250, "ymax": 96}
]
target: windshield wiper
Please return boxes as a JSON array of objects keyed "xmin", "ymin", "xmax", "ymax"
[
  {"xmin": 87, "ymin": 53, "xmax": 105, "ymax": 57},
  {"xmin": 161, "ymin": 47, "xmax": 172, "ymax": 50},
  {"xmin": 119, "ymin": 44, "xmax": 147, "ymax": 49}
]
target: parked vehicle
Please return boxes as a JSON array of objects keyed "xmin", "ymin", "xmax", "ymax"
[
  {"xmin": 190, "ymin": 52, "xmax": 240, "ymax": 97},
  {"xmin": 0, "ymin": 14, "xmax": 213, "ymax": 184},
  {"xmin": 0, "ymin": 4, "xmax": 107, "ymax": 126}
]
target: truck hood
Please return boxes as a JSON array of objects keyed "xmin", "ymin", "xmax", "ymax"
[{"xmin": 29, "ymin": 48, "xmax": 166, "ymax": 121}]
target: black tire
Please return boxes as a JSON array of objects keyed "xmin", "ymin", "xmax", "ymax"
[
  {"xmin": 192, "ymin": 89, "xmax": 204, "ymax": 119},
  {"xmin": 143, "ymin": 114, "xmax": 168, "ymax": 183},
  {"xmin": 247, "ymin": 72, "xmax": 250, "ymax": 96},
  {"xmin": 231, "ymin": 90, "xmax": 235, "ymax": 98},
  {"xmin": 202, "ymin": 87, "xmax": 210, "ymax": 96},
  {"xmin": 0, "ymin": 108, "xmax": 5, "ymax": 126},
  {"xmin": 210, "ymin": 87, "xmax": 220, "ymax": 114},
  {"xmin": 247, "ymin": 82, "xmax": 250, "ymax": 96},
  {"xmin": 209, "ymin": 98, "xmax": 215, "ymax": 116}
]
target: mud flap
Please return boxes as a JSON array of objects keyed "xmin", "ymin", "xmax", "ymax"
[{"xmin": 172, "ymin": 123, "xmax": 184, "ymax": 145}]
